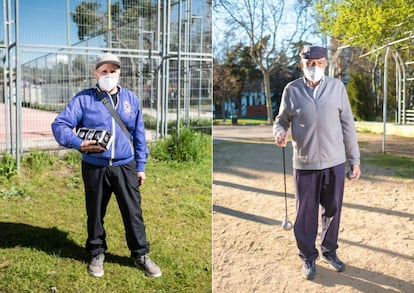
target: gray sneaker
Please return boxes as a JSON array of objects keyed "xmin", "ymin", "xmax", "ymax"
[
  {"xmin": 88, "ymin": 254, "xmax": 105, "ymax": 277},
  {"xmin": 301, "ymin": 260, "xmax": 316, "ymax": 280},
  {"xmin": 321, "ymin": 254, "xmax": 345, "ymax": 272},
  {"xmin": 134, "ymin": 255, "xmax": 162, "ymax": 278}
]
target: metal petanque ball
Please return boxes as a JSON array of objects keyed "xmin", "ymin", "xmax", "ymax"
[{"xmin": 282, "ymin": 219, "xmax": 293, "ymax": 231}]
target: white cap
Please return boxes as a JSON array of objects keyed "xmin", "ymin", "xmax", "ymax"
[{"xmin": 95, "ymin": 53, "xmax": 121, "ymax": 69}]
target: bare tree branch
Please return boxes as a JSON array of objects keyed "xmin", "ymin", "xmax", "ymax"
[{"xmin": 215, "ymin": 0, "xmax": 315, "ymax": 123}]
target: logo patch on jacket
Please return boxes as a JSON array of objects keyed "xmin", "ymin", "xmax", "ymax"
[{"xmin": 124, "ymin": 101, "xmax": 132, "ymax": 114}]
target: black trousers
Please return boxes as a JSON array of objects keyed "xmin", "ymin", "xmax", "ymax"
[
  {"xmin": 81, "ymin": 160, "xmax": 150, "ymax": 258},
  {"xmin": 293, "ymin": 163, "xmax": 346, "ymax": 261}
]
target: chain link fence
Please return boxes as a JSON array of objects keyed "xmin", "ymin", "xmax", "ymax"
[{"xmin": 0, "ymin": 0, "xmax": 212, "ymax": 169}]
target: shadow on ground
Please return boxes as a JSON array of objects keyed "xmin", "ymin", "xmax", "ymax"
[
  {"xmin": 313, "ymin": 264, "xmax": 414, "ymax": 293},
  {"xmin": 0, "ymin": 222, "xmax": 131, "ymax": 266}
]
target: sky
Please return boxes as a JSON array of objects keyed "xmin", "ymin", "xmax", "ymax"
[
  {"xmin": 1, "ymin": 0, "xmax": 211, "ymax": 46},
  {"xmin": 212, "ymin": 1, "xmax": 326, "ymax": 61},
  {"xmin": 0, "ymin": 0, "xmax": 85, "ymax": 46}
]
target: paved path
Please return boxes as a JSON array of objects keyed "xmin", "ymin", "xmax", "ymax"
[
  {"xmin": 213, "ymin": 124, "xmax": 274, "ymax": 141},
  {"xmin": 0, "ymin": 103, "xmax": 57, "ymax": 151}
]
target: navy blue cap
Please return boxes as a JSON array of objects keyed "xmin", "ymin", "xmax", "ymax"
[{"xmin": 299, "ymin": 46, "xmax": 327, "ymax": 59}]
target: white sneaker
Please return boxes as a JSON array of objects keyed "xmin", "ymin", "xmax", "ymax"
[
  {"xmin": 134, "ymin": 255, "xmax": 162, "ymax": 278},
  {"xmin": 88, "ymin": 254, "xmax": 105, "ymax": 277}
]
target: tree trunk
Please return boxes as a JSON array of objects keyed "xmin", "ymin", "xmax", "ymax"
[
  {"xmin": 262, "ymin": 70, "xmax": 273, "ymax": 124},
  {"xmin": 221, "ymin": 102, "xmax": 226, "ymax": 121}
]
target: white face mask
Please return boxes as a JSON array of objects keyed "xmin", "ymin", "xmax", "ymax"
[
  {"xmin": 303, "ymin": 66, "xmax": 325, "ymax": 83},
  {"xmin": 98, "ymin": 75, "xmax": 119, "ymax": 92}
]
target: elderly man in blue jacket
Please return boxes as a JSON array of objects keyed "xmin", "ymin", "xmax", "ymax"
[
  {"xmin": 274, "ymin": 46, "xmax": 361, "ymax": 280},
  {"xmin": 52, "ymin": 52, "xmax": 161, "ymax": 278}
]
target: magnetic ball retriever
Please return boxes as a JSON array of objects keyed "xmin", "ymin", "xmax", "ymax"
[{"xmin": 281, "ymin": 147, "xmax": 293, "ymax": 231}]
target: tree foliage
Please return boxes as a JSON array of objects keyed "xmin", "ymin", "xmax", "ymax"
[
  {"xmin": 315, "ymin": 0, "xmax": 414, "ymax": 50},
  {"xmin": 71, "ymin": 0, "xmax": 156, "ymax": 43},
  {"xmin": 213, "ymin": 41, "xmax": 305, "ymax": 119},
  {"xmin": 71, "ymin": 2, "xmax": 102, "ymax": 40},
  {"xmin": 347, "ymin": 72, "xmax": 376, "ymax": 121},
  {"xmin": 213, "ymin": 44, "xmax": 261, "ymax": 119},
  {"xmin": 315, "ymin": 1, "xmax": 414, "ymax": 123},
  {"xmin": 213, "ymin": 59, "xmax": 239, "ymax": 118},
  {"xmin": 71, "ymin": 0, "xmax": 158, "ymax": 91}
]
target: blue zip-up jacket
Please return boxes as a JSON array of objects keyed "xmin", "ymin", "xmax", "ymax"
[
  {"xmin": 51, "ymin": 86, "xmax": 149, "ymax": 172},
  {"xmin": 273, "ymin": 76, "xmax": 360, "ymax": 170}
]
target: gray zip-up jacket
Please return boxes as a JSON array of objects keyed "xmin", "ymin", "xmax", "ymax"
[{"xmin": 273, "ymin": 76, "xmax": 360, "ymax": 170}]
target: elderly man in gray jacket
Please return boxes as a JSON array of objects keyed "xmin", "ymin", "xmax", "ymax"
[{"xmin": 273, "ymin": 45, "xmax": 361, "ymax": 280}]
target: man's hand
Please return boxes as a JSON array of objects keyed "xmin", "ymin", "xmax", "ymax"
[
  {"xmin": 80, "ymin": 140, "xmax": 105, "ymax": 153},
  {"xmin": 274, "ymin": 131, "xmax": 288, "ymax": 147},
  {"xmin": 347, "ymin": 164, "xmax": 361, "ymax": 180},
  {"xmin": 137, "ymin": 172, "xmax": 146, "ymax": 186}
]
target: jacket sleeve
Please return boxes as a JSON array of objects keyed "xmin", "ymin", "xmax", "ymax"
[
  {"xmin": 51, "ymin": 96, "xmax": 84, "ymax": 150},
  {"xmin": 273, "ymin": 85, "xmax": 291, "ymax": 136},
  {"xmin": 131, "ymin": 94, "xmax": 149, "ymax": 172}
]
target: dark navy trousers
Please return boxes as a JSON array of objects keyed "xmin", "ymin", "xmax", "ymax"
[
  {"xmin": 293, "ymin": 163, "xmax": 346, "ymax": 261},
  {"xmin": 81, "ymin": 160, "xmax": 150, "ymax": 258}
]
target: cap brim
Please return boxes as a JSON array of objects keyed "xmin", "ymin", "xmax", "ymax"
[{"xmin": 95, "ymin": 61, "xmax": 121, "ymax": 69}]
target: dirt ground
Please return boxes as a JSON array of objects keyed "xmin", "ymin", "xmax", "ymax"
[{"xmin": 212, "ymin": 125, "xmax": 414, "ymax": 293}]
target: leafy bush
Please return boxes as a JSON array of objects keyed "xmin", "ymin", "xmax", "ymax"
[
  {"xmin": 143, "ymin": 114, "xmax": 212, "ymax": 135},
  {"xmin": 0, "ymin": 153, "xmax": 17, "ymax": 179},
  {"xmin": 0, "ymin": 186, "xmax": 24, "ymax": 199},
  {"xmin": 167, "ymin": 118, "xmax": 212, "ymax": 135},
  {"xmin": 63, "ymin": 149, "xmax": 82, "ymax": 165},
  {"xmin": 188, "ymin": 118, "xmax": 212, "ymax": 135},
  {"xmin": 149, "ymin": 126, "xmax": 211, "ymax": 163},
  {"xmin": 143, "ymin": 114, "xmax": 157, "ymax": 130},
  {"xmin": 23, "ymin": 150, "xmax": 56, "ymax": 171},
  {"xmin": 347, "ymin": 72, "xmax": 377, "ymax": 121}
]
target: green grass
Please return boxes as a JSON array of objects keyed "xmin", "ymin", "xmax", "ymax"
[
  {"xmin": 363, "ymin": 154, "xmax": 414, "ymax": 178},
  {"xmin": 0, "ymin": 145, "xmax": 212, "ymax": 292},
  {"xmin": 213, "ymin": 117, "xmax": 269, "ymax": 126},
  {"xmin": 355, "ymin": 127, "xmax": 377, "ymax": 134}
]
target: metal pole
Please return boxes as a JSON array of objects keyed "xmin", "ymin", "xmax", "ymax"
[
  {"xmin": 15, "ymin": 0, "xmax": 22, "ymax": 171},
  {"xmin": 3, "ymin": 0, "xmax": 10, "ymax": 153},
  {"xmin": 7, "ymin": 0, "xmax": 14, "ymax": 155},
  {"xmin": 382, "ymin": 47, "xmax": 390, "ymax": 154},
  {"xmin": 108, "ymin": 0, "xmax": 112, "ymax": 48},
  {"xmin": 184, "ymin": 0, "xmax": 192, "ymax": 126},
  {"xmin": 66, "ymin": 0, "xmax": 73, "ymax": 97},
  {"xmin": 155, "ymin": 1, "xmax": 162, "ymax": 140},
  {"xmin": 66, "ymin": 0, "xmax": 70, "ymax": 46},
  {"xmin": 164, "ymin": 1, "xmax": 171, "ymax": 137},
  {"xmin": 198, "ymin": 67, "xmax": 201, "ymax": 117},
  {"xmin": 198, "ymin": 17, "xmax": 203, "ymax": 118},
  {"xmin": 395, "ymin": 51, "xmax": 406, "ymax": 124},
  {"xmin": 159, "ymin": 0, "xmax": 170, "ymax": 138},
  {"xmin": 176, "ymin": 0, "xmax": 182, "ymax": 135},
  {"xmin": 156, "ymin": 0, "xmax": 165, "ymax": 139},
  {"xmin": 392, "ymin": 50, "xmax": 401, "ymax": 124}
]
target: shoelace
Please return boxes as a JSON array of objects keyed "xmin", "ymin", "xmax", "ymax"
[
  {"xmin": 139, "ymin": 255, "xmax": 151, "ymax": 265},
  {"xmin": 91, "ymin": 255, "xmax": 104, "ymax": 265}
]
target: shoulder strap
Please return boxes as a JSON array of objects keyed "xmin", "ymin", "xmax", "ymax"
[{"xmin": 96, "ymin": 89, "xmax": 132, "ymax": 143}]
